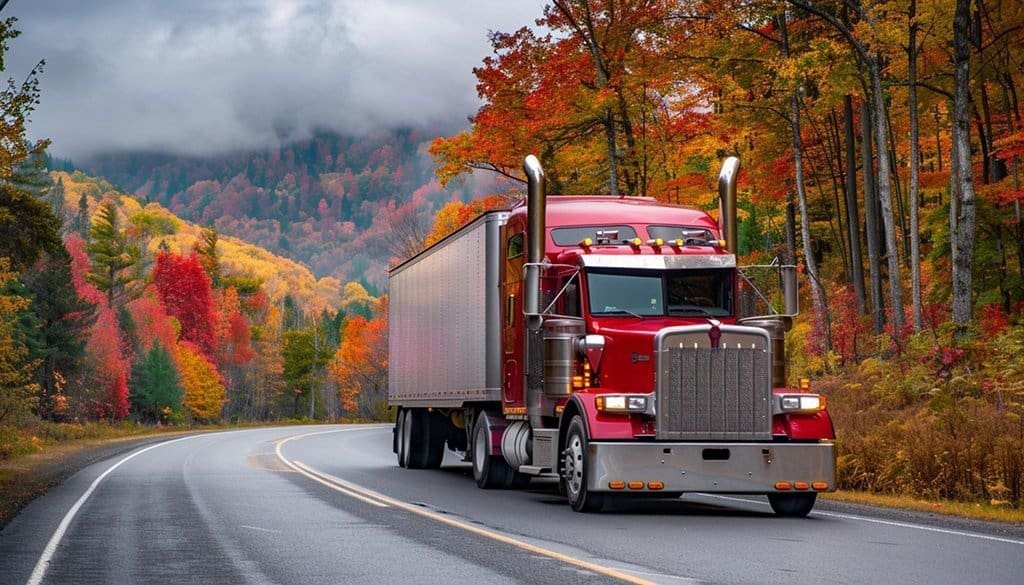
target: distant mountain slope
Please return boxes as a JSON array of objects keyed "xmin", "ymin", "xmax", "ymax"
[
  {"xmin": 54, "ymin": 170, "xmax": 341, "ymax": 313},
  {"xmin": 77, "ymin": 129, "xmax": 500, "ymax": 288}
]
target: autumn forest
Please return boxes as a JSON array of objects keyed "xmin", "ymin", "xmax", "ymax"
[{"xmin": 2, "ymin": 0, "xmax": 1024, "ymax": 510}]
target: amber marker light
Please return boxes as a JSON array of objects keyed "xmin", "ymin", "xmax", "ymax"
[
  {"xmin": 794, "ymin": 482, "xmax": 810, "ymax": 490},
  {"xmin": 647, "ymin": 481, "xmax": 664, "ymax": 490},
  {"xmin": 608, "ymin": 481, "xmax": 626, "ymax": 490},
  {"xmin": 812, "ymin": 482, "xmax": 829, "ymax": 491},
  {"xmin": 627, "ymin": 481, "xmax": 645, "ymax": 490},
  {"xmin": 775, "ymin": 481, "xmax": 792, "ymax": 491}
]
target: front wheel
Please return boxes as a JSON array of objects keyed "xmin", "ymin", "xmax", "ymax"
[
  {"xmin": 561, "ymin": 415, "xmax": 604, "ymax": 513},
  {"xmin": 768, "ymin": 493, "xmax": 817, "ymax": 517}
]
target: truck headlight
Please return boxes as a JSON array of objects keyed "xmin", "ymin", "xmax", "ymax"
[
  {"xmin": 778, "ymin": 394, "xmax": 825, "ymax": 412},
  {"xmin": 596, "ymin": 394, "xmax": 649, "ymax": 413}
]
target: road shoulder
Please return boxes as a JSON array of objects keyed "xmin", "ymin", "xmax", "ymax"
[{"xmin": 0, "ymin": 431, "xmax": 201, "ymax": 528}]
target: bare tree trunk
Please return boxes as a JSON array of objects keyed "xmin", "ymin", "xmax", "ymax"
[
  {"xmin": 999, "ymin": 75, "xmax": 1024, "ymax": 277},
  {"xmin": 908, "ymin": 0, "xmax": 923, "ymax": 331},
  {"xmin": 786, "ymin": 194, "xmax": 798, "ymax": 265},
  {"xmin": 844, "ymin": 95, "xmax": 867, "ymax": 314},
  {"xmin": 861, "ymin": 97, "xmax": 885, "ymax": 334},
  {"xmin": 949, "ymin": 109, "xmax": 960, "ymax": 267},
  {"xmin": 780, "ymin": 13, "xmax": 830, "ymax": 351},
  {"xmin": 952, "ymin": 0, "xmax": 977, "ymax": 333},
  {"xmin": 869, "ymin": 56, "xmax": 906, "ymax": 332},
  {"xmin": 791, "ymin": 94, "xmax": 832, "ymax": 351}
]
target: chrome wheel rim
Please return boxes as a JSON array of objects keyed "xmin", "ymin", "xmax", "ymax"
[{"xmin": 564, "ymin": 434, "xmax": 584, "ymax": 497}]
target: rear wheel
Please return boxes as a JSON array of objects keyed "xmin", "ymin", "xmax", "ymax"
[
  {"xmin": 561, "ymin": 415, "xmax": 604, "ymax": 512},
  {"xmin": 404, "ymin": 408, "xmax": 445, "ymax": 469},
  {"xmin": 768, "ymin": 493, "xmax": 817, "ymax": 517},
  {"xmin": 396, "ymin": 409, "xmax": 410, "ymax": 468},
  {"xmin": 472, "ymin": 413, "xmax": 512, "ymax": 488}
]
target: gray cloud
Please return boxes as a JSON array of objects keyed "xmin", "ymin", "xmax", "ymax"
[{"xmin": 5, "ymin": 0, "xmax": 543, "ymax": 158}]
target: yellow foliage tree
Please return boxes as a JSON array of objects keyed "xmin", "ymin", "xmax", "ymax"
[
  {"xmin": 0, "ymin": 258, "xmax": 39, "ymax": 424},
  {"xmin": 176, "ymin": 341, "xmax": 226, "ymax": 423}
]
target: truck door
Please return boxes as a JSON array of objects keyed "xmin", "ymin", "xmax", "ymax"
[{"xmin": 502, "ymin": 229, "xmax": 525, "ymax": 410}]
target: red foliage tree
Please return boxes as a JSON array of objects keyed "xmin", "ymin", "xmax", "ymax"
[
  {"xmin": 153, "ymin": 252, "xmax": 217, "ymax": 360},
  {"xmin": 64, "ymin": 233, "xmax": 106, "ymax": 307},
  {"xmin": 86, "ymin": 306, "xmax": 130, "ymax": 420},
  {"xmin": 126, "ymin": 286, "xmax": 179, "ymax": 358}
]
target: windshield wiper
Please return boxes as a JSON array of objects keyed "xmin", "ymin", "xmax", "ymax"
[{"xmin": 600, "ymin": 308, "xmax": 644, "ymax": 318}]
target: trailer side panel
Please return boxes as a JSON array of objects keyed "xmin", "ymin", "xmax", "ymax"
[{"xmin": 388, "ymin": 212, "xmax": 508, "ymax": 407}]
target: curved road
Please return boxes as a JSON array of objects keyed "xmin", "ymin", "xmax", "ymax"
[{"xmin": 1, "ymin": 425, "xmax": 1021, "ymax": 584}]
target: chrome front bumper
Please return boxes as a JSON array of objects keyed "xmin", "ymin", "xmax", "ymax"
[{"xmin": 588, "ymin": 441, "xmax": 835, "ymax": 493}]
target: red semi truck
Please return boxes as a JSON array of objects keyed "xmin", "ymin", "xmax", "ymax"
[{"xmin": 389, "ymin": 155, "xmax": 835, "ymax": 515}]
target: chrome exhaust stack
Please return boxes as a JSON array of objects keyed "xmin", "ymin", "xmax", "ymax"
[
  {"xmin": 717, "ymin": 156, "xmax": 740, "ymax": 252},
  {"xmin": 523, "ymin": 154, "xmax": 546, "ymax": 332},
  {"xmin": 523, "ymin": 155, "xmax": 547, "ymax": 430}
]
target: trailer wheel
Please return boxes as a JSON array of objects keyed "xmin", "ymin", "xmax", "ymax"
[
  {"xmin": 397, "ymin": 408, "xmax": 411, "ymax": 468},
  {"xmin": 404, "ymin": 409, "xmax": 445, "ymax": 469},
  {"xmin": 471, "ymin": 413, "xmax": 511, "ymax": 488},
  {"xmin": 768, "ymin": 493, "xmax": 817, "ymax": 517},
  {"xmin": 562, "ymin": 415, "xmax": 605, "ymax": 512}
]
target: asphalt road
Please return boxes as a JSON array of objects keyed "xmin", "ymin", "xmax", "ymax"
[{"xmin": 1, "ymin": 425, "xmax": 1022, "ymax": 585}]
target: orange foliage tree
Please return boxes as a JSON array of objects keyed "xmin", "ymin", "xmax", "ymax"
[
  {"xmin": 332, "ymin": 304, "xmax": 388, "ymax": 417},
  {"xmin": 423, "ymin": 194, "xmax": 512, "ymax": 247}
]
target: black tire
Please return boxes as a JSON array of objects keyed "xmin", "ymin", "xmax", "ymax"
[
  {"xmin": 472, "ymin": 413, "xmax": 512, "ymax": 488},
  {"xmin": 396, "ymin": 409, "xmax": 410, "ymax": 468},
  {"xmin": 768, "ymin": 493, "xmax": 817, "ymax": 517},
  {"xmin": 561, "ymin": 415, "xmax": 605, "ymax": 512},
  {"xmin": 422, "ymin": 410, "xmax": 446, "ymax": 469},
  {"xmin": 404, "ymin": 408, "xmax": 445, "ymax": 469}
]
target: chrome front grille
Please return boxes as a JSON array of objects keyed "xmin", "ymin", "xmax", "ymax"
[{"xmin": 655, "ymin": 326, "xmax": 772, "ymax": 441}]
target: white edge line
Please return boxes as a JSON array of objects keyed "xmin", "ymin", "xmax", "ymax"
[
  {"xmin": 26, "ymin": 433, "xmax": 208, "ymax": 585},
  {"xmin": 703, "ymin": 494, "xmax": 1024, "ymax": 546}
]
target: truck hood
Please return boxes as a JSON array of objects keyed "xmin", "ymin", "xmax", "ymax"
[{"xmin": 587, "ymin": 316, "xmax": 734, "ymax": 393}]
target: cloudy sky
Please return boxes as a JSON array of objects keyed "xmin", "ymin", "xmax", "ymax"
[{"xmin": 6, "ymin": 0, "xmax": 544, "ymax": 159}]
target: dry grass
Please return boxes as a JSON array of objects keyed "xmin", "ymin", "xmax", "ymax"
[{"xmin": 823, "ymin": 490, "xmax": 1024, "ymax": 524}]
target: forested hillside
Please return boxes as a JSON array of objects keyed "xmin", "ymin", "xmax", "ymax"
[{"xmin": 77, "ymin": 130, "xmax": 501, "ymax": 287}]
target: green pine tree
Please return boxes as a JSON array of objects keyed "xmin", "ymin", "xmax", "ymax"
[
  {"xmin": 130, "ymin": 342, "xmax": 183, "ymax": 423},
  {"xmin": 15, "ymin": 249, "xmax": 95, "ymax": 417},
  {"xmin": 197, "ymin": 227, "xmax": 220, "ymax": 287},
  {"xmin": 86, "ymin": 199, "xmax": 141, "ymax": 307}
]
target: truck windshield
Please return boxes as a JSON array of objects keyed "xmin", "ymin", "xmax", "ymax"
[{"xmin": 587, "ymin": 268, "xmax": 733, "ymax": 317}]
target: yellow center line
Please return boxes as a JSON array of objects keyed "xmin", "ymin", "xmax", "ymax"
[{"xmin": 275, "ymin": 427, "xmax": 655, "ymax": 585}]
